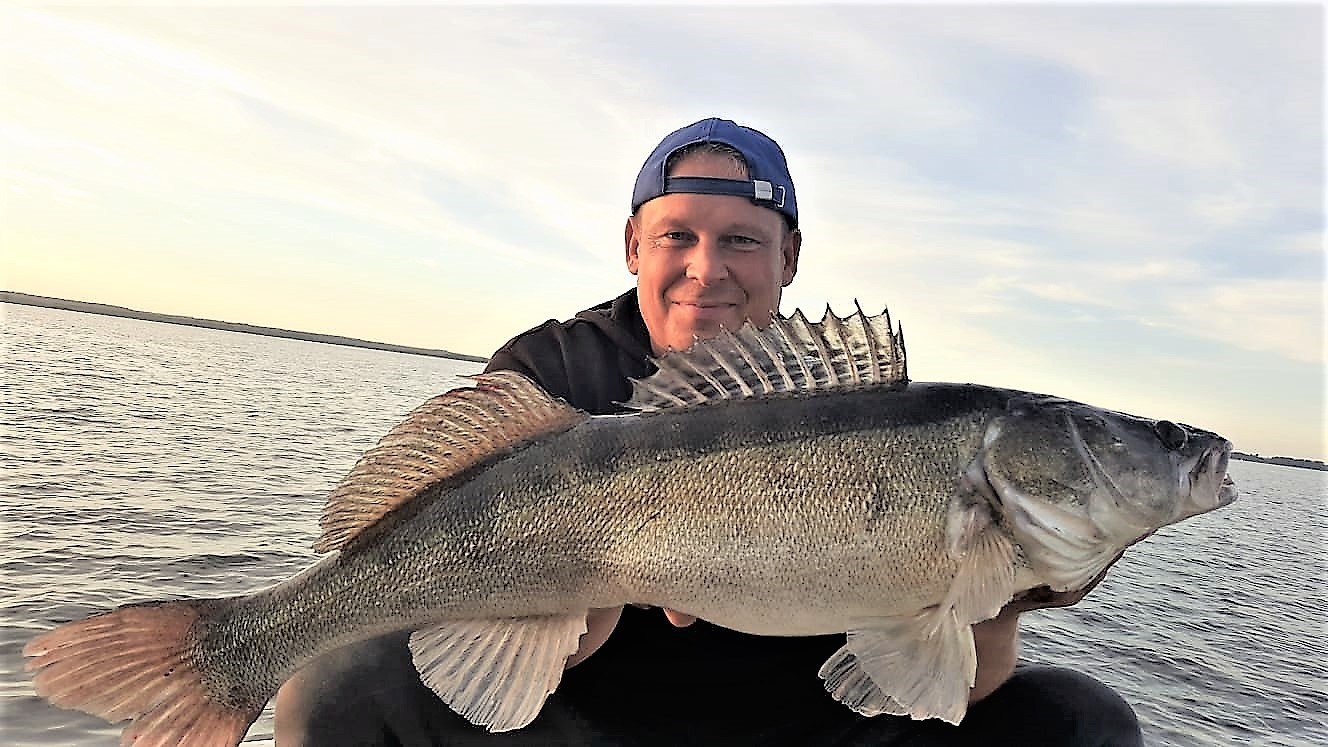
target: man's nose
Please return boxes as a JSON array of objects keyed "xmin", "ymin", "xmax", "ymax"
[{"xmin": 684, "ymin": 240, "xmax": 729, "ymax": 285}]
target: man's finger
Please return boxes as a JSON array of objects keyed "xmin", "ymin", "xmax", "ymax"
[{"xmin": 663, "ymin": 608, "xmax": 696, "ymax": 627}]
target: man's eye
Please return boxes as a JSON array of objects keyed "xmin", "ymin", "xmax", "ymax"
[
  {"xmin": 662, "ymin": 231, "xmax": 691, "ymax": 242},
  {"xmin": 726, "ymin": 235, "xmax": 760, "ymax": 248}
]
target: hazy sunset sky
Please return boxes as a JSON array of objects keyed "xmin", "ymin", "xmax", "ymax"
[{"xmin": 2, "ymin": 3, "xmax": 1323, "ymax": 460}]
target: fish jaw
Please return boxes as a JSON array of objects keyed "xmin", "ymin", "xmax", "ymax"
[{"xmin": 1173, "ymin": 438, "xmax": 1237, "ymax": 522}]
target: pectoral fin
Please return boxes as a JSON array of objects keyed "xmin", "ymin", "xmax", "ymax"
[
  {"xmin": 992, "ymin": 472, "xmax": 1119, "ymax": 591},
  {"xmin": 948, "ymin": 459, "xmax": 1020, "ymax": 622},
  {"xmin": 408, "ymin": 614, "xmax": 588, "ymax": 732},
  {"xmin": 944, "ymin": 521, "xmax": 1018, "ymax": 624}
]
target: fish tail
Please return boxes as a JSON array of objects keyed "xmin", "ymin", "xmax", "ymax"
[{"xmin": 23, "ymin": 598, "xmax": 261, "ymax": 747}]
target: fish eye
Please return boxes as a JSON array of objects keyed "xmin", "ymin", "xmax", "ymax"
[{"xmin": 1154, "ymin": 420, "xmax": 1188, "ymax": 451}]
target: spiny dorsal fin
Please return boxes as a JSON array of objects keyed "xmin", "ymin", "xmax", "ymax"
[
  {"xmin": 315, "ymin": 371, "xmax": 588, "ymax": 553},
  {"xmin": 626, "ymin": 302, "xmax": 908, "ymax": 412}
]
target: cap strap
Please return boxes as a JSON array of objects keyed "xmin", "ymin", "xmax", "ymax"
[{"xmin": 663, "ymin": 176, "xmax": 786, "ymax": 208}]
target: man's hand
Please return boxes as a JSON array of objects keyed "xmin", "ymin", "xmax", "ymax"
[
  {"xmin": 1004, "ymin": 532, "xmax": 1150, "ymax": 615},
  {"xmin": 565, "ymin": 607, "xmax": 623, "ymax": 669},
  {"xmin": 564, "ymin": 606, "xmax": 696, "ymax": 670},
  {"xmin": 1002, "ymin": 552, "xmax": 1119, "ymax": 614},
  {"xmin": 971, "ymin": 535, "xmax": 1148, "ymax": 701}
]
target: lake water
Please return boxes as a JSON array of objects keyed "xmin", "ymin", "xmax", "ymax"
[{"xmin": 2, "ymin": 303, "xmax": 1325, "ymax": 746}]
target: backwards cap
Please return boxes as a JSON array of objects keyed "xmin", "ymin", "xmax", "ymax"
[{"xmin": 631, "ymin": 117, "xmax": 797, "ymax": 229}]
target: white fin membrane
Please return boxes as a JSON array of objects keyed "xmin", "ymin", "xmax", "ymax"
[
  {"xmin": 839, "ymin": 611, "xmax": 976, "ymax": 725},
  {"xmin": 409, "ymin": 614, "xmax": 588, "ymax": 733},
  {"xmin": 626, "ymin": 303, "xmax": 907, "ymax": 412},
  {"xmin": 944, "ymin": 464, "xmax": 1019, "ymax": 625},
  {"xmin": 819, "ymin": 645, "xmax": 909, "ymax": 718}
]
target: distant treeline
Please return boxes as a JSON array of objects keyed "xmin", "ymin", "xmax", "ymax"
[
  {"xmin": 1231, "ymin": 452, "xmax": 1327, "ymax": 472},
  {"xmin": 2, "ymin": 291, "xmax": 488, "ymax": 363}
]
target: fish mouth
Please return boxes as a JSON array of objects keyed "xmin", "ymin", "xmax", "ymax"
[
  {"xmin": 1188, "ymin": 440, "xmax": 1237, "ymax": 511},
  {"xmin": 1217, "ymin": 475, "xmax": 1237, "ymax": 506}
]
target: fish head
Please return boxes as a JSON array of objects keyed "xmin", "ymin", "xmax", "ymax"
[{"xmin": 981, "ymin": 394, "xmax": 1237, "ymax": 545}]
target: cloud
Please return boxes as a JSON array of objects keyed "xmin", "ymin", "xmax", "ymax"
[
  {"xmin": 1162, "ymin": 278, "xmax": 1324, "ymax": 365},
  {"xmin": 2, "ymin": 5, "xmax": 1321, "ymax": 457}
]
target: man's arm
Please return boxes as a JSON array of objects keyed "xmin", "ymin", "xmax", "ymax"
[
  {"xmin": 970, "ymin": 543, "xmax": 1135, "ymax": 702},
  {"xmin": 969, "ymin": 609, "xmax": 1020, "ymax": 702}
]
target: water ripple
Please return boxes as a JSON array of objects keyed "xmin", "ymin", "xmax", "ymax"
[{"xmin": 3, "ymin": 304, "xmax": 1325, "ymax": 746}]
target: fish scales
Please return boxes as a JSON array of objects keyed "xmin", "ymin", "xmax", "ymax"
[
  {"xmin": 586, "ymin": 385, "xmax": 1006, "ymax": 633},
  {"xmin": 23, "ymin": 306, "xmax": 1236, "ymax": 742}
]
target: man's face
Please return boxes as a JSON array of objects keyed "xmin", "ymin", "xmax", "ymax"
[{"xmin": 626, "ymin": 153, "xmax": 801, "ymax": 356}]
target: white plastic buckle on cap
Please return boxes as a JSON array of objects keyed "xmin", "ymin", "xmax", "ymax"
[{"xmin": 753, "ymin": 180, "xmax": 786, "ymax": 208}]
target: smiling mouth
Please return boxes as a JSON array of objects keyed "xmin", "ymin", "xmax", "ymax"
[
  {"xmin": 672, "ymin": 301, "xmax": 741, "ymax": 320},
  {"xmin": 672, "ymin": 300, "xmax": 737, "ymax": 308}
]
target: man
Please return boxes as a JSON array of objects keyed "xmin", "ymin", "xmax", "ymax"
[{"xmin": 276, "ymin": 118, "xmax": 1143, "ymax": 745}]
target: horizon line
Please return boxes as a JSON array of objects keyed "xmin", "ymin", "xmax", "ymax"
[{"xmin": 1, "ymin": 290, "xmax": 490, "ymax": 364}]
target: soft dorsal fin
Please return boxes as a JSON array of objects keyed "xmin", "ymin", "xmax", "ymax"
[
  {"xmin": 315, "ymin": 371, "xmax": 588, "ymax": 553},
  {"xmin": 626, "ymin": 302, "xmax": 907, "ymax": 412}
]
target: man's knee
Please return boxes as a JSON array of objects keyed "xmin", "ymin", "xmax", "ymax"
[
  {"xmin": 274, "ymin": 632, "xmax": 421, "ymax": 746},
  {"xmin": 985, "ymin": 664, "xmax": 1143, "ymax": 746},
  {"xmin": 274, "ymin": 668, "xmax": 316, "ymax": 745}
]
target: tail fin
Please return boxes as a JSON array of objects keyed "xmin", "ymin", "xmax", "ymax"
[{"xmin": 23, "ymin": 599, "xmax": 262, "ymax": 747}]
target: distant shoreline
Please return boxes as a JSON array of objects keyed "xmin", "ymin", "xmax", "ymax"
[
  {"xmin": 1230, "ymin": 452, "xmax": 1326, "ymax": 472},
  {"xmin": 2, "ymin": 291, "xmax": 488, "ymax": 364}
]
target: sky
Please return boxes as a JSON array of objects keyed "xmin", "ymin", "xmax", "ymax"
[{"xmin": 2, "ymin": 2, "xmax": 1323, "ymax": 461}]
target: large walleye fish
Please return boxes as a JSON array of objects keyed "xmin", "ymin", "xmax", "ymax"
[{"xmin": 25, "ymin": 306, "xmax": 1236, "ymax": 745}]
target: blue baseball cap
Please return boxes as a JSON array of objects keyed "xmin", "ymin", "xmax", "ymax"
[{"xmin": 631, "ymin": 118, "xmax": 798, "ymax": 229}]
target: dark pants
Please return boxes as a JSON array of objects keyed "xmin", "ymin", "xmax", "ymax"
[{"xmin": 278, "ymin": 630, "xmax": 1142, "ymax": 747}]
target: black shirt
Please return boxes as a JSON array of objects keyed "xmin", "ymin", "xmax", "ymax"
[{"xmin": 485, "ymin": 290, "xmax": 655, "ymax": 416}]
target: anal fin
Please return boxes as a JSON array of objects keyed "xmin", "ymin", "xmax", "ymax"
[{"xmin": 409, "ymin": 614, "xmax": 588, "ymax": 732}]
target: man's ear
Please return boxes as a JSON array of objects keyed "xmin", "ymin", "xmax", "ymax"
[
  {"xmin": 780, "ymin": 228, "xmax": 802, "ymax": 287},
  {"xmin": 624, "ymin": 216, "xmax": 641, "ymax": 275}
]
